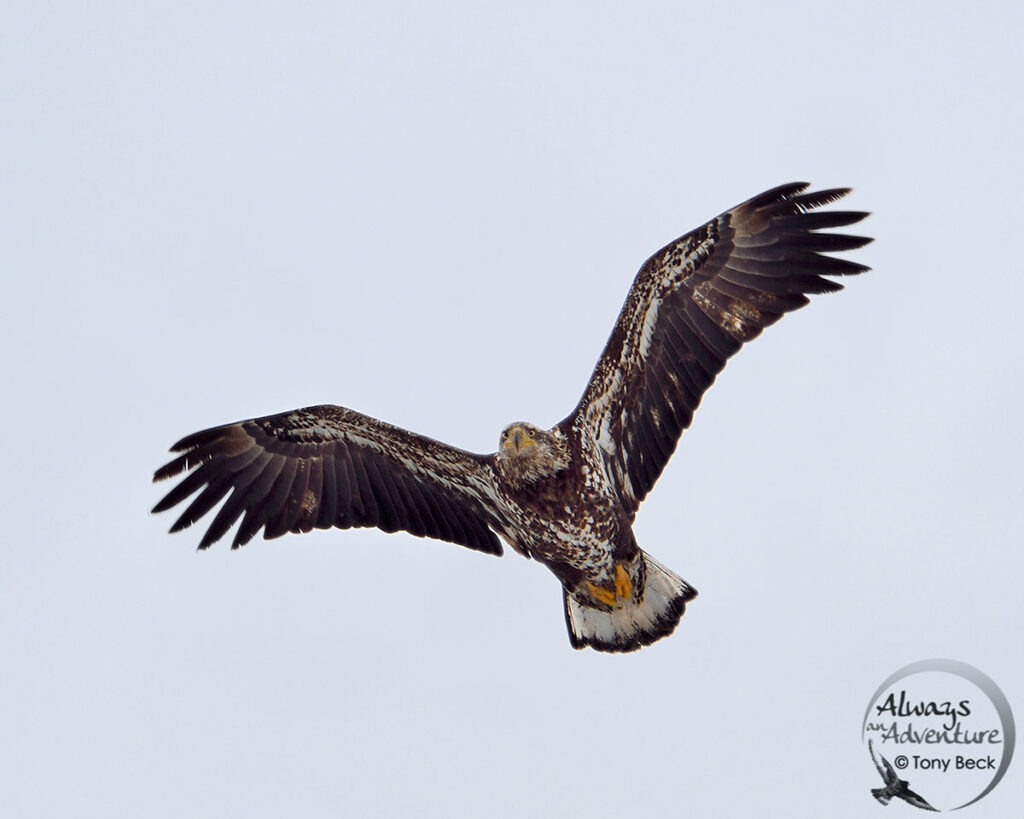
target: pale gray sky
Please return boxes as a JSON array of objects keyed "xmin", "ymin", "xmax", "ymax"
[{"xmin": 3, "ymin": 1, "xmax": 1022, "ymax": 816}]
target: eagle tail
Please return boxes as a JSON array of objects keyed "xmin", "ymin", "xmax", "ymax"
[{"xmin": 562, "ymin": 553, "xmax": 696, "ymax": 653}]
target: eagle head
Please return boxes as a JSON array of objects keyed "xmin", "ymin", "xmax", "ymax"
[{"xmin": 494, "ymin": 423, "xmax": 568, "ymax": 486}]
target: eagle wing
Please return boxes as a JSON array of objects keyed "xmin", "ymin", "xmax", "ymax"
[
  {"xmin": 562, "ymin": 183, "xmax": 871, "ymax": 513},
  {"xmin": 152, "ymin": 405, "xmax": 506, "ymax": 555}
]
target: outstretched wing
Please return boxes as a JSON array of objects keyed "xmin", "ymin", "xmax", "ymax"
[
  {"xmin": 562, "ymin": 183, "xmax": 870, "ymax": 513},
  {"xmin": 153, "ymin": 405, "xmax": 506, "ymax": 555},
  {"xmin": 901, "ymin": 787, "xmax": 938, "ymax": 811},
  {"xmin": 870, "ymin": 740, "xmax": 898, "ymax": 785}
]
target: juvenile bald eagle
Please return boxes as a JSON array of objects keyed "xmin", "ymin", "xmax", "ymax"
[{"xmin": 153, "ymin": 183, "xmax": 870, "ymax": 652}]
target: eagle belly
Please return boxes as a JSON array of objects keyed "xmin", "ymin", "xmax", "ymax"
[
  {"xmin": 494, "ymin": 464, "xmax": 621, "ymax": 580},
  {"xmin": 494, "ymin": 467, "xmax": 696, "ymax": 653}
]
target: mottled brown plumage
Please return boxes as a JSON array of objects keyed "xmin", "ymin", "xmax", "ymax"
[{"xmin": 153, "ymin": 182, "xmax": 870, "ymax": 652}]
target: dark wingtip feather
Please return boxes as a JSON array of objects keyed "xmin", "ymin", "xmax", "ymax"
[
  {"xmin": 822, "ymin": 258, "xmax": 871, "ymax": 276},
  {"xmin": 750, "ymin": 181, "xmax": 810, "ymax": 208},
  {"xmin": 790, "ymin": 232, "xmax": 873, "ymax": 253},
  {"xmin": 168, "ymin": 426, "xmax": 226, "ymax": 453},
  {"xmin": 231, "ymin": 507, "xmax": 263, "ymax": 549},
  {"xmin": 153, "ymin": 451, "xmax": 197, "ymax": 483},
  {"xmin": 777, "ymin": 210, "xmax": 870, "ymax": 232},
  {"xmin": 197, "ymin": 528, "xmax": 224, "ymax": 550},
  {"xmin": 152, "ymin": 485, "xmax": 196, "ymax": 515},
  {"xmin": 790, "ymin": 187, "xmax": 852, "ymax": 211},
  {"xmin": 168, "ymin": 516, "xmax": 192, "ymax": 535}
]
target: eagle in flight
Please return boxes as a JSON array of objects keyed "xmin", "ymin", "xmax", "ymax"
[{"xmin": 153, "ymin": 183, "xmax": 870, "ymax": 652}]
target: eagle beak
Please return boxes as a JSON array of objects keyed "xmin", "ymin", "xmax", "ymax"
[{"xmin": 512, "ymin": 428, "xmax": 525, "ymax": 451}]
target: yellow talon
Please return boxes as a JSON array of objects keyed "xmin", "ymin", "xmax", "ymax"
[
  {"xmin": 585, "ymin": 581, "xmax": 618, "ymax": 607},
  {"xmin": 614, "ymin": 564, "xmax": 633, "ymax": 599},
  {"xmin": 585, "ymin": 565, "xmax": 633, "ymax": 607}
]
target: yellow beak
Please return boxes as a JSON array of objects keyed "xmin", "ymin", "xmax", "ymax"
[{"xmin": 503, "ymin": 426, "xmax": 536, "ymax": 453}]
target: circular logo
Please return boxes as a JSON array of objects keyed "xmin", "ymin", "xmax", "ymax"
[{"xmin": 862, "ymin": 660, "xmax": 1015, "ymax": 811}]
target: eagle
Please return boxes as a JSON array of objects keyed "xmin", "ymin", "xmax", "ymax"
[{"xmin": 153, "ymin": 182, "xmax": 870, "ymax": 652}]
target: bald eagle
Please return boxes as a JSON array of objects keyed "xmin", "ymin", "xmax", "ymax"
[{"xmin": 153, "ymin": 183, "xmax": 870, "ymax": 652}]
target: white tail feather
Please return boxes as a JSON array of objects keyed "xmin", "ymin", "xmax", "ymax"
[{"xmin": 563, "ymin": 552, "xmax": 696, "ymax": 653}]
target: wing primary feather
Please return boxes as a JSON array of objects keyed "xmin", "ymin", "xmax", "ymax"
[
  {"xmin": 661, "ymin": 313, "xmax": 715, "ymax": 395},
  {"xmin": 348, "ymin": 456, "xmax": 380, "ymax": 528},
  {"xmin": 153, "ymin": 452, "xmax": 199, "ymax": 482},
  {"xmin": 297, "ymin": 456, "xmax": 323, "ymax": 533},
  {"xmin": 711, "ymin": 275, "xmax": 806, "ymax": 312},
  {"xmin": 168, "ymin": 426, "xmax": 254, "ymax": 462},
  {"xmin": 782, "ymin": 232, "xmax": 873, "ymax": 253},
  {"xmin": 315, "ymin": 452, "xmax": 337, "ymax": 529},
  {"xmin": 169, "ymin": 472, "xmax": 236, "ymax": 534},
  {"xmin": 402, "ymin": 477, "xmax": 447, "ymax": 538},
  {"xmin": 281, "ymin": 458, "xmax": 312, "ymax": 535},
  {"xmin": 773, "ymin": 210, "xmax": 870, "ymax": 231},
  {"xmin": 152, "ymin": 462, "xmax": 217, "ymax": 514},
  {"xmin": 784, "ymin": 187, "xmax": 852, "ymax": 212},
  {"xmin": 226, "ymin": 454, "xmax": 287, "ymax": 547},
  {"xmin": 631, "ymin": 418, "xmax": 660, "ymax": 489},
  {"xmin": 262, "ymin": 458, "xmax": 301, "ymax": 540},
  {"xmin": 683, "ymin": 300, "xmax": 742, "ymax": 359},
  {"xmin": 363, "ymin": 456, "xmax": 401, "ymax": 533},
  {"xmin": 650, "ymin": 361, "xmax": 689, "ymax": 433},
  {"xmin": 331, "ymin": 444, "xmax": 355, "ymax": 526},
  {"xmin": 389, "ymin": 473, "xmax": 429, "ymax": 537},
  {"xmin": 719, "ymin": 266, "xmax": 827, "ymax": 296},
  {"xmin": 232, "ymin": 507, "xmax": 264, "ymax": 548},
  {"xmin": 745, "ymin": 181, "xmax": 811, "ymax": 207},
  {"xmin": 153, "ymin": 437, "xmax": 262, "ymax": 485},
  {"xmin": 196, "ymin": 452, "xmax": 274, "ymax": 548},
  {"xmin": 237, "ymin": 456, "xmax": 291, "ymax": 545},
  {"xmin": 433, "ymin": 493, "xmax": 471, "ymax": 546},
  {"xmin": 673, "ymin": 311, "xmax": 724, "ymax": 377}
]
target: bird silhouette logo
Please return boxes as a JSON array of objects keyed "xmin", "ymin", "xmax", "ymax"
[{"xmin": 868, "ymin": 740, "xmax": 938, "ymax": 811}]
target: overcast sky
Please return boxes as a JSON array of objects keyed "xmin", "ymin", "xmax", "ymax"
[{"xmin": 3, "ymin": 1, "xmax": 1022, "ymax": 816}]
